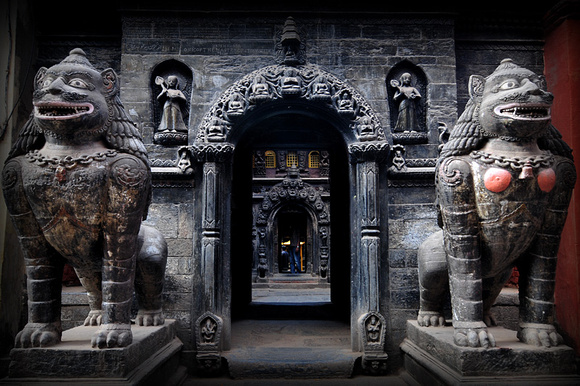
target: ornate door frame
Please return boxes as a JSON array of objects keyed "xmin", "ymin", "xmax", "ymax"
[{"xmin": 179, "ymin": 63, "xmax": 390, "ymax": 371}]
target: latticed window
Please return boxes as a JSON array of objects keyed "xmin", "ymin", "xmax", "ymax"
[
  {"xmin": 309, "ymin": 151, "xmax": 320, "ymax": 168},
  {"xmin": 265, "ymin": 151, "xmax": 276, "ymax": 168},
  {"xmin": 286, "ymin": 152, "xmax": 298, "ymax": 168}
]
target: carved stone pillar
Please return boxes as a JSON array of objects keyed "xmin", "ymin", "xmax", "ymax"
[
  {"xmin": 188, "ymin": 143, "xmax": 235, "ymax": 373},
  {"xmin": 349, "ymin": 141, "xmax": 389, "ymax": 371}
]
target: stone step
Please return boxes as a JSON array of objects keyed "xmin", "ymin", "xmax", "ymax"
[
  {"xmin": 225, "ymin": 319, "xmax": 358, "ymax": 379},
  {"xmin": 224, "ymin": 347, "xmax": 359, "ymax": 379},
  {"xmin": 254, "ymin": 282, "xmax": 330, "ymax": 289}
]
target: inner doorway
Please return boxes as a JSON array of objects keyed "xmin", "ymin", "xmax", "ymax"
[
  {"xmin": 277, "ymin": 209, "xmax": 307, "ymax": 274},
  {"xmin": 230, "ymin": 110, "xmax": 350, "ymax": 320}
]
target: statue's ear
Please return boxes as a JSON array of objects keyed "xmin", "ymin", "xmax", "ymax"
[
  {"xmin": 537, "ymin": 75, "xmax": 548, "ymax": 91},
  {"xmin": 468, "ymin": 75, "xmax": 485, "ymax": 99},
  {"xmin": 33, "ymin": 67, "xmax": 47, "ymax": 90},
  {"xmin": 101, "ymin": 68, "xmax": 119, "ymax": 96}
]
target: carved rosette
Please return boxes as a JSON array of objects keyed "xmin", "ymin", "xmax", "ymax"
[{"xmin": 195, "ymin": 64, "xmax": 385, "ymax": 144}]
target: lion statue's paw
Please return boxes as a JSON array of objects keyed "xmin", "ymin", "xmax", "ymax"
[
  {"xmin": 483, "ymin": 311, "xmax": 498, "ymax": 327},
  {"xmin": 135, "ymin": 309, "xmax": 165, "ymax": 326},
  {"xmin": 454, "ymin": 323, "xmax": 496, "ymax": 348},
  {"xmin": 83, "ymin": 310, "xmax": 103, "ymax": 326},
  {"xmin": 15, "ymin": 322, "xmax": 61, "ymax": 348},
  {"xmin": 517, "ymin": 323, "xmax": 563, "ymax": 347},
  {"xmin": 91, "ymin": 323, "xmax": 132, "ymax": 349},
  {"xmin": 417, "ymin": 310, "xmax": 445, "ymax": 327}
]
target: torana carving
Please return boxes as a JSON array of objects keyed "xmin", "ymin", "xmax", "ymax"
[
  {"xmin": 195, "ymin": 64, "xmax": 384, "ymax": 143},
  {"xmin": 417, "ymin": 59, "xmax": 576, "ymax": 348},
  {"xmin": 255, "ymin": 169, "xmax": 329, "ymax": 226},
  {"xmin": 2, "ymin": 49, "xmax": 168, "ymax": 349}
]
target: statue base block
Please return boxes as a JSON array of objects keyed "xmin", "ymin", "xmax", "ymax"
[
  {"xmin": 2, "ymin": 320, "xmax": 186, "ymax": 385},
  {"xmin": 401, "ymin": 320, "xmax": 580, "ymax": 385}
]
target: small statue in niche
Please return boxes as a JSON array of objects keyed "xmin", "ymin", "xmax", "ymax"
[
  {"xmin": 155, "ymin": 75, "xmax": 188, "ymax": 134},
  {"xmin": 391, "ymin": 72, "xmax": 421, "ymax": 132},
  {"xmin": 417, "ymin": 59, "xmax": 575, "ymax": 348},
  {"xmin": 2, "ymin": 49, "xmax": 168, "ymax": 349}
]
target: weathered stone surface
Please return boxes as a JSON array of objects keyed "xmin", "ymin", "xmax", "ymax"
[
  {"xmin": 7, "ymin": 321, "xmax": 182, "ymax": 379},
  {"xmin": 417, "ymin": 59, "xmax": 576, "ymax": 349},
  {"xmin": 1, "ymin": 48, "xmax": 169, "ymax": 350},
  {"xmin": 402, "ymin": 320, "xmax": 579, "ymax": 384}
]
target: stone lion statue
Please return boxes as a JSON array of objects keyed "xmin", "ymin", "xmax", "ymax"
[
  {"xmin": 2, "ymin": 49, "xmax": 167, "ymax": 349},
  {"xmin": 417, "ymin": 59, "xmax": 576, "ymax": 348}
]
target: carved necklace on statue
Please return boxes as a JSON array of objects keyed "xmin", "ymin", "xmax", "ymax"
[
  {"xmin": 470, "ymin": 150, "xmax": 554, "ymax": 171},
  {"xmin": 470, "ymin": 150, "xmax": 555, "ymax": 189},
  {"xmin": 26, "ymin": 149, "xmax": 118, "ymax": 183}
]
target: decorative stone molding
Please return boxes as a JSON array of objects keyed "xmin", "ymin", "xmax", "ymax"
[
  {"xmin": 195, "ymin": 64, "xmax": 385, "ymax": 144},
  {"xmin": 387, "ymin": 144, "xmax": 436, "ymax": 180},
  {"xmin": 348, "ymin": 141, "xmax": 390, "ymax": 164},
  {"xmin": 179, "ymin": 143, "xmax": 235, "ymax": 164}
]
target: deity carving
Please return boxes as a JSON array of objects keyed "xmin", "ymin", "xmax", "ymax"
[
  {"xmin": 281, "ymin": 68, "xmax": 302, "ymax": 96},
  {"xmin": 335, "ymin": 89, "xmax": 356, "ymax": 117},
  {"xmin": 417, "ymin": 59, "xmax": 576, "ymax": 348},
  {"xmin": 391, "ymin": 72, "xmax": 421, "ymax": 132},
  {"xmin": 366, "ymin": 315, "xmax": 382, "ymax": 343},
  {"xmin": 310, "ymin": 75, "xmax": 331, "ymax": 101},
  {"xmin": 154, "ymin": 75, "xmax": 188, "ymax": 144},
  {"xmin": 248, "ymin": 75, "xmax": 272, "ymax": 103},
  {"xmin": 2, "ymin": 49, "xmax": 168, "ymax": 349},
  {"xmin": 206, "ymin": 117, "xmax": 228, "ymax": 142},
  {"xmin": 357, "ymin": 116, "xmax": 377, "ymax": 141},
  {"xmin": 225, "ymin": 92, "xmax": 245, "ymax": 118}
]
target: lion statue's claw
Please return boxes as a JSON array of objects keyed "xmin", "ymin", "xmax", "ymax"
[
  {"xmin": 135, "ymin": 309, "xmax": 165, "ymax": 327},
  {"xmin": 517, "ymin": 324, "xmax": 563, "ymax": 348},
  {"xmin": 417, "ymin": 310, "xmax": 445, "ymax": 327},
  {"xmin": 15, "ymin": 322, "xmax": 61, "ymax": 348},
  {"xmin": 454, "ymin": 327, "xmax": 495, "ymax": 348},
  {"xmin": 92, "ymin": 324, "xmax": 133, "ymax": 349},
  {"xmin": 83, "ymin": 310, "xmax": 103, "ymax": 326}
]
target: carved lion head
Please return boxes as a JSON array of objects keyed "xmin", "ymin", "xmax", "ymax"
[
  {"xmin": 8, "ymin": 48, "xmax": 148, "ymax": 165},
  {"xmin": 440, "ymin": 59, "xmax": 572, "ymax": 160}
]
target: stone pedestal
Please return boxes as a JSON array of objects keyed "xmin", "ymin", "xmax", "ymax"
[
  {"xmin": 401, "ymin": 320, "xmax": 580, "ymax": 385},
  {"xmin": 2, "ymin": 320, "xmax": 186, "ymax": 385}
]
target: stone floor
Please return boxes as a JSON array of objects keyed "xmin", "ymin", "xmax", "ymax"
[{"xmin": 184, "ymin": 319, "xmax": 408, "ymax": 385}]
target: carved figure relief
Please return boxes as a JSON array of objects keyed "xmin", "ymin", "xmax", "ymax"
[
  {"xmin": 152, "ymin": 60, "xmax": 192, "ymax": 145},
  {"xmin": 387, "ymin": 62, "xmax": 427, "ymax": 145},
  {"xmin": 417, "ymin": 59, "xmax": 576, "ymax": 348},
  {"xmin": 391, "ymin": 72, "xmax": 421, "ymax": 132},
  {"xmin": 2, "ymin": 49, "xmax": 168, "ymax": 349}
]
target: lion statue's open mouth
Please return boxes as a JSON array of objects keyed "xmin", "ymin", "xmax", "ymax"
[
  {"xmin": 34, "ymin": 102, "xmax": 94, "ymax": 120},
  {"xmin": 495, "ymin": 103, "xmax": 551, "ymax": 121}
]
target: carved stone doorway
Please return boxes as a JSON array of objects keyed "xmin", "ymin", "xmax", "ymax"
[{"xmin": 186, "ymin": 63, "xmax": 389, "ymax": 370}]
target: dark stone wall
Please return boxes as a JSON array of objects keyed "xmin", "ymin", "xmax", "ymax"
[{"xmin": 3, "ymin": 2, "xmax": 553, "ymax": 374}]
